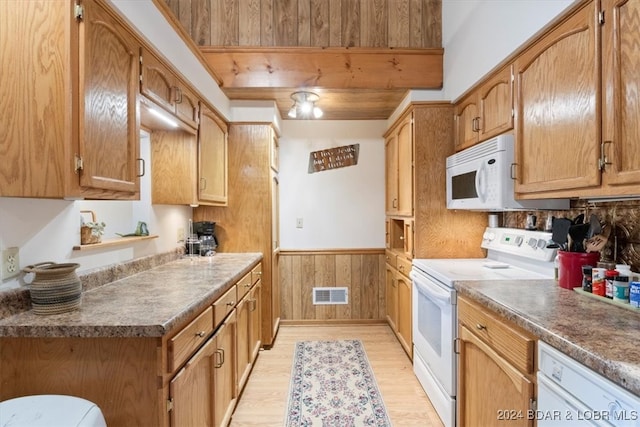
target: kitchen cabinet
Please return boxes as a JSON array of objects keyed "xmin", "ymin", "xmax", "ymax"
[
  {"xmin": 0, "ymin": 0, "xmax": 141, "ymax": 199},
  {"xmin": 140, "ymin": 47, "xmax": 200, "ymax": 129},
  {"xmin": 383, "ymin": 103, "xmax": 487, "ymax": 356},
  {"xmin": 385, "ymin": 114, "xmax": 413, "ymax": 216},
  {"xmin": 150, "ymin": 104, "xmax": 228, "ymax": 206},
  {"xmin": 198, "ymin": 103, "xmax": 228, "ymax": 205},
  {"xmin": 385, "ymin": 252, "xmax": 412, "ymax": 358},
  {"xmin": 454, "ymin": 65, "xmax": 514, "ymax": 152},
  {"xmin": 236, "ymin": 264, "xmax": 262, "ymax": 394},
  {"xmin": 195, "ymin": 124, "xmax": 281, "ymax": 348},
  {"xmin": 513, "ymin": 0, "xmax": 640, "ymax": 198},
  {"xmin": 0, "ymin": 261, "xmax": 261, "ymax": 427},
  {"xmin": 170, "ymin": 307, "xmax": 236, "ymax": 427},
  {"xmin": 457, "ymin": 296, "xmax": 536, "ymax": 427}
]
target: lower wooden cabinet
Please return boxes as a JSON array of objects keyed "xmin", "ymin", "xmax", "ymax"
[
  {"xmin": 457, "ymin": 296, "xmax": 535, "ymax": 427},
  {"xmin": 385, "ymin": 252, "xmax": 412, "ymax": 359},
  {"xmin": 213, "ymin": 314, "xmax": 236, "ymax": 427}
]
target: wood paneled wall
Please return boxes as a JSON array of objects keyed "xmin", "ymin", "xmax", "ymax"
[
  {"xmin": 279, "ymin": 249, "xmax": 386, "ymax": 322},
  {"xmin": 162, "ymin": 0, "xmax": 442, "ymax": 48}
]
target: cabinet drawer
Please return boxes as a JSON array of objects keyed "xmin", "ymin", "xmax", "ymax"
[
  {"xmin": 213, "ymin": 285, "xmax": 237, "ymax": 327},
  {"xmin": 396, "ymin": 256, "xmax": 412, "ymax": 278},
  {"xmin": 251, "ymin": 263, "xmax": 262, "ymax": 285},
  {"xmin": 385, "ymin": 250, "xmax": 397, "ymax": 269},
  {"xmin": 168, "ymin": 306, "xmax": 214, "ymax": 372},
  {"xmin": 458, "ymin": 296, "xmax": 535, "ymax": 374},
  {"xmin": 237, "ymin": 272, "xmax": 252, "ymax": 301}
]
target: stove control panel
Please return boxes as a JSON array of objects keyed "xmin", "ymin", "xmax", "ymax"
[{"xmin": 481, "ymin": 227, "xmax": 556, "ymax": 262}]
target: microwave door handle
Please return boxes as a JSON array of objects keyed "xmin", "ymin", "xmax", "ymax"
[{"xmin": 475, "ymin": 162, "xmax": 488, "ymax": 202}]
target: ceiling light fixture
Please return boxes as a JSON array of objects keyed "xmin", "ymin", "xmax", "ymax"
[{"xmin": 287, "ymin": 91, "xmax": 323, "ymax": 119}]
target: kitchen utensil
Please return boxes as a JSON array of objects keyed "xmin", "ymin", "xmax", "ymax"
[
  {"xmin": 568, "ymin": 223, "xmax": 590, "ymax": 252},
  {"xmin": 548, "ymin": 217, "xmax": 572, "ymax": 250},
  {"xmin": 587, "ymin": 214, "xmax": 601, "ymax": 239},
  {"xmin": 585, "ymin": 225, "xmax": 611, "ymax": 253}
]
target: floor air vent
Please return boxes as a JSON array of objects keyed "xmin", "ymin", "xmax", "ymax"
[{"xmin": 313, "ymin": 287, "xmax": 348, "ymax": 305}]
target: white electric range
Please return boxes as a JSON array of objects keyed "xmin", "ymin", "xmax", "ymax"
[{"xmin": 410, "ymin": 227, "xmax": 558, "ymax": 427}]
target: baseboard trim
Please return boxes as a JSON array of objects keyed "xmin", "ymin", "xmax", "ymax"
[{"xmin": 280, "ymin": 319, "xmax": 388, "ymax": 326}]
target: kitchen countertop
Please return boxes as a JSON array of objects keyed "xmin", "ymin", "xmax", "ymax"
[
  {"xmin": 456, "ymin": 279, "xmax": 640, "ymax": 397},
  {"xmin": 0, "ymin": 253, "xmax": 262, "ymax": 338}
]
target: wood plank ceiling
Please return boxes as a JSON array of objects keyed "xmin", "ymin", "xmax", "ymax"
[{"xmin": 155, "ymin": 0, "xmax": 443, "ymax": 120}]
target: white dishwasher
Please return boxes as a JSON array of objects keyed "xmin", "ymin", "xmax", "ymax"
[{"xmin": 537, "ymin": 341, "xmax": 640, "ymax": 427}]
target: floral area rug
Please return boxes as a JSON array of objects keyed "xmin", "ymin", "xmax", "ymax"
[{"xmin": 284, "ymin": 339, "xmax": 392, "ymax": 427}]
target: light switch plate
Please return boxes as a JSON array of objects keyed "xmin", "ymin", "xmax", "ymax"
[
  {"xmin": 296, "ymin": 218, "xmax": 303, "ymax": 228},
  {"xmin": 1, "ymin": 247, "xmax": 20, "ymax": 280}
]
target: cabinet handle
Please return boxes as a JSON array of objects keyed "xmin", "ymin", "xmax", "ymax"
[
  {"xmin": 199, "ymin": 177, "xmax": 207, "ymax": 191},
  {"xmin": 250, "ymin": 298, "xmax": 257, "ymax": 312},
  {"xmin": 392, "ymin": 198, "xmax": 398, "ymax": 208},
  {"xmin": 245, "ymin": 282, "xmax": 252, "ymax": 288},
  {"xmin": 226, "ymin": 301, "xmax": 235, "ymax": 307},
  {"xmin": 137, "ymin": 158, "xmax": 145, "ymax": 177},
  {"xmin": 214, "ymin": 349, "xmax": 223, "ymax": 368},
  {"xmin": 510, "ymin": 163, "xmax": 517, "ymax": 180},
  {"xmin": 173, "ymin": 86, "xmax": 182, "ymax": 104},
  {"xmin": 599, "ymin": 140, "xmax": 613, "ymax": 171},
  {"xmin": 195, "ymin": 331, "xmax": 206, "ymax": 338},
  {"xmin": 476, "ymin": 323, "xmax": 487, "ymax": 331}
]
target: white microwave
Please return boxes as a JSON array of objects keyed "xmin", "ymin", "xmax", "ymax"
[{"xmin": 446, "ymin": 134, "xmax": 569, "ymax": 211}]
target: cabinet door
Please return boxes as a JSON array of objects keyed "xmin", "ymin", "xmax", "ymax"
[
  {"xmin": 270, "ymin": 131, "xmax": 279, "ymax": 172},
  {"xmin": 385, "ymin": 265, "xmax": 398, "ymax": 331},
  {"xmin": 199, "ymin": 105, "xmax": 228, "ymax": 205},
  {"xmin": 249, "ymin": 282, "xmax": 262, "ymax": 363},
  {"xmin": 140, "ymin": 48, "xmax": 176, "ymax": 113},
  {"xmin": 236, "ymin": 294, "xmax": 251, "ymax": 395},
  {"xmin": 175, "ymin": 82, "xmax": 200, "ymax": 129},
  {"xmin": 385, "ymin": 134, "xmax": 399, "ymax": 214},
  {"xmin": 478, "ymin": 65, "xmax": 513, "ymax": 141},
  {"xmin": 514, "ymin": 2, "xmax": 600, "ymax": 194},
  {"xmin": 396, "ymin": 116, "xmax": 414, "ymax": 216},
  {"xmin": 601, "ymin": 0, "xmax": 640, "ymax": 187},
  {"xmin": 457, "ymin": 325, "xmax": 534, "ymax": 427},
  {"xmin": 454, "ymin": 94, "xmax": 479, "ymax": 152},
  {"xmin": 150, "ymin": 130, "xmax": 198, "ymax": 205},
  {"xmin": 169, "ymin": 335, "xmax": 216, "ymax": 426},
  {"xmin": 396, "ymin": 273, "xmax": 412, "ymax": 359},
  {"xmin": 214, "ymin": 312, "xmax": 236, "ymax": 427},
  {"xmin": 79, "ymin": 0, "xmax": 140, "ymax": 194}
]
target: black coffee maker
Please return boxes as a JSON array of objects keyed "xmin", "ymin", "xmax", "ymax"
[{"xmin": 193, "ymin": 221, "xmax": 218, "ymax": 256}]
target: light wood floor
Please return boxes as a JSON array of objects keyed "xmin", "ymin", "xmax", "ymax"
[{"xmin": 230, "ymin": 324, "xmax": 444, "ymax": 426}]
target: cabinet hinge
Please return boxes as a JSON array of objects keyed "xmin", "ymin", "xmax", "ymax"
[
  {"xmin": 599, "ymin": 10, "xmax": 605, "ymax": 25},
  {"xmin": 74, "ymin": 3, "xmax": 84, "ymax": 21},
  {"xmin": 454, "ymin": 338, "xmax": 460, "ymax": 355},
  {"xmin": 167, "ymin": 398, "xmax": 174, "ymax": 412},
  {"xmin": 511, "ymin": 108, "xmax": 515, "ymax": 118},
  {"xmin": 529, "ymin": 398, "xmax": 537, "ymax": 412},
  {"xmin": 74, "ymin": 154, "xmax": 84, "ymax": 173}
]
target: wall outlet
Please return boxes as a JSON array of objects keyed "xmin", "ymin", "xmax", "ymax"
[
  {"xmin": 177, "ymin": 227, "xmax": 185, "ymax": 243},
  {"xmin": 1, "ymin": 247, "xmax": 20, "ymax": 280}
]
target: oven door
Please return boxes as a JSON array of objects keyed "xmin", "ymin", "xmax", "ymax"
[{"xmin": 410, "ymin": 267, "xmax": 456, "ymax": 396}]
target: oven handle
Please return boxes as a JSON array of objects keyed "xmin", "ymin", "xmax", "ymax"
[{"xmin": 411, "ymin": 271, "xmax": 452, "ymax": 305}]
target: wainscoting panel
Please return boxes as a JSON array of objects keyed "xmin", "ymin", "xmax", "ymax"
[{"xmin": 279, "ymin": 250, "xmax": 386, "ymax": 322}]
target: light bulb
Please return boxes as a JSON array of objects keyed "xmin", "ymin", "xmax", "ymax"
[
  {"xmin": 313, "ymin": 107, "xmax": 323, "ymax": 118},
  {"xmin": 288, "ymin": 106, "xmax": 297, "ymax": 118},
  {"xmin": 300, "ymin": 101, "xmax": 312, "ymax": 115}
]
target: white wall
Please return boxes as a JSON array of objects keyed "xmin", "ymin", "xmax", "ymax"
[
  {"xmin": 0, "ymin": 133, "xmax": 192, "ymax": 291},
  {"xmin": 441, "ymin": 0, "xmax": 575, "ymax": 101},
  {"xmin": 279, "ymin": 120, "xmax": 387, "ymax": 249}
]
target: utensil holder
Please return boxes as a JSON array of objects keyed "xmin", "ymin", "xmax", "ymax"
[{"xmin": 558, "ymin": 251, "xmax": 600, "ymax": 290}]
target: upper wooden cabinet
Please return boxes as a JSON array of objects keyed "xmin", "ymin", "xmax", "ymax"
[
  {"xmin": 140, "ymin": 48, "xmax": 199, "ymax": 129},
  {"xmin": 454, "ymin": 64, "xmax": 514, "ymax": 152},
  {"xmin": 384, "ymin": 114, "xmax": 413, "ymax": 216},
  {"xmin": 0, "ymin": 0, "xmax": 141, "ymax": 199},
  {"xmin": 198, "ymin": 104, "xmax": 228, "ymax": 206},
  {"xmin": 514, "ymin": 0, "xmax": 640, "ymax": 198}
]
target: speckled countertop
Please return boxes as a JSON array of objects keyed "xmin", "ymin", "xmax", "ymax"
[
  {"xmin": 456, "ymin": 280, "xmax": 640, "ymax": 397},
  {"xmin": 0, "ymin": 253, "xmax": 262, "ymax": 338}
]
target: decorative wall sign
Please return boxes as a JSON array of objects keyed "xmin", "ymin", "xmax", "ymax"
[{"xmin": 308, "ymin": 144, "xmax": 359, "ymax": 173}]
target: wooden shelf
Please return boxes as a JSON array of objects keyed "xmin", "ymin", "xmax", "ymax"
[{"xmin": 72, "ymin": 235, "xmax": 159, "ymax": 251}]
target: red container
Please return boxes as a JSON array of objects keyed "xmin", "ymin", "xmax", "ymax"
[{"xmin": 558, "ymin": 251, "xmax": 601, "ymax": 289}]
